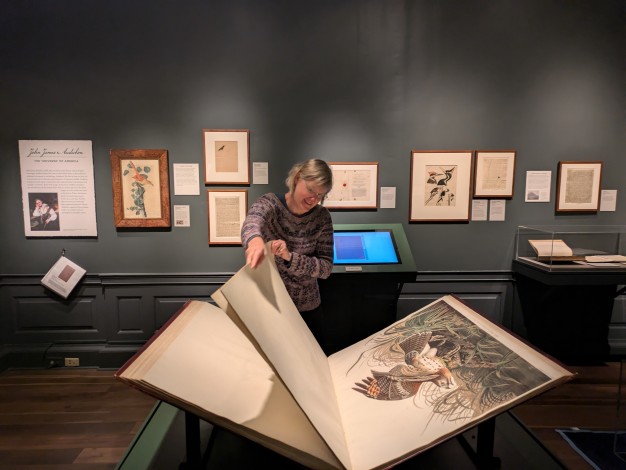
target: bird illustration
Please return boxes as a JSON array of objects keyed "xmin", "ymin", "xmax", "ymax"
[
  {"xmin": 425, "ymin": 186, "xmax": 441, "ymax": 204},
  {"xmin": 218, "ymin": 145, "xmax": 225, "ymax": 151},
  {"xmin": 426, "ymin": 171, "xmax": 443, "ymax": 184},
  {"xmin": 353, "ymin": 331, "xmax": 456, "ymax": 400},
  {"xmin": 436, "ymin": 167, "xmax": 455, "ymax": 187},
  {"xmin": 127, "ymin": 161, "xmax": 153, "ymax": 186}
]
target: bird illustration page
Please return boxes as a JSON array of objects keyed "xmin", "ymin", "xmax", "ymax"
[
  {"xmin": 328, "ymin": 294, "xmax": 573, "ymax": 469},
  {"xmin": 215, "ymin": 248, "xmax": 574, "ymax": 470}
]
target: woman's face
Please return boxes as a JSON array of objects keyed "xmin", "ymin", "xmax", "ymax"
[{"xmin": 291, "ymin": 177, "xmax": 328, "ymax": 214}]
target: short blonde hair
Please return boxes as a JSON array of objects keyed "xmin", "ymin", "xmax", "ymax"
[{"xmin": 285, "ymin": 158, "xmax": 333, "ymax": 194}]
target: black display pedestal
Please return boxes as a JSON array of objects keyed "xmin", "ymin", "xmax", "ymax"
[
  {"xmin": 319, "ymin": 271, "xmax": 415, "ymax": 354},
  {"xmin": 512, "ymin": 259, "xmax": 626, "ymax": 365}
]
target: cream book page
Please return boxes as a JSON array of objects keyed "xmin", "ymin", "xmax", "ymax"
[
  {"xmin": 528, "ymin": 239, "xmax": 573, "ymax": 257},
  {"xmin": 118, "ymin": 300, "xmax": 339, "ymax": 468},
  {"xmin": 214, "ymin": 249, "xmax": 352, "ymax": 469}
]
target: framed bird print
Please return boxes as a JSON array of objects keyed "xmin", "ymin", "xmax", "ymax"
[
  {"xmin": 110, "ymin": 149, "xmax": 171, "ymax": 228},
  {"xmin": 409, "ymin": 150, "xmax": 473, "ymax": 223},
  {"xmin": 203, "ymin": 129, "xmax": 250, "ymax": 185}
]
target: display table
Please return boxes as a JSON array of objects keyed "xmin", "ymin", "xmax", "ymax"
[{"xmin": 512, "ymin": 259, "xmax": 626, "ymax": 364}]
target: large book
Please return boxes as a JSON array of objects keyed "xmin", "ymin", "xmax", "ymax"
[{"xmin": 115, "ymin": 249, "xmax": 574, "ymax": 470}]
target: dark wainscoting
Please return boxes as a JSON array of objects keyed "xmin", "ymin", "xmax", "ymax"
[{"xmin": 1, "ymin": 272, "xmax": 624, "ymax": 371}]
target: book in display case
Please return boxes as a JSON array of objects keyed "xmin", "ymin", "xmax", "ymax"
[{"xmin": 515, "ymin": 225, "xmax": 626, "ymax": 272}]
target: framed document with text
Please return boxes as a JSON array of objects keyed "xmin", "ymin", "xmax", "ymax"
[
  {"xmin": 410, "ymin": 150, "xmax": 473, "ymax": 222},
  {"xmin": 203, "ymin": 129, "xmax": 250, "ymax": 185},
  {"xmin": 473, "ymin": 150, "xmax": 516, "ymax": 198},
  {"xmin": 556, "ymin": 161, "xmax": 602, "ymax": 212},
  {"xmin": 207, "ymin": 189, "xmax": 247, "ymax": 245},
  {"xmin": 324, "ymin": 162, "xmax": 378, "ymax": 209}
]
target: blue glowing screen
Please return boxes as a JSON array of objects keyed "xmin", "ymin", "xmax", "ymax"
[{"xmin": 333, "ymin": 230, "xmax": 400, "ymax": 265}]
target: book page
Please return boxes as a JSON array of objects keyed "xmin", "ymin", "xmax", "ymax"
[
  {"xmin": 214, "ymin": 250, "xmax": 352, "ymax": 468},
  {"xmin": 117, "ymin": 300, "xmax": 340, "ymax": 469},
  {"xmin": 528, "ymin": 239, "xmax": 573, "ymax": 258},
  {"xmin": 585, "ymin": 254, "xmax": 626, "ymax": 263},
  {"xmin": 328, "ymin": 295, "xmax": 573, "ymax": 470}
]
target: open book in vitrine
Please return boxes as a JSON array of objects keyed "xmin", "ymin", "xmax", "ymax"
[{"xmin": 116, "ymin": 249, "xmax": 573, "ymax": 470}]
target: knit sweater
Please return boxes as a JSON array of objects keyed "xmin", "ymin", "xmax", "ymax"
[{"xmin": 241, "ymin": 193, "xmax": 334, "ymax": 312}]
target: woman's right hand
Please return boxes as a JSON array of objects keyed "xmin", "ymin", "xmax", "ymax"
[{"xmin": 245, "ymin": 237, "xmax": 267, "ymax": 269}]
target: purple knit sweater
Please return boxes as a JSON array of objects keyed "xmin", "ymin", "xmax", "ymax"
[{"xmin": 241, "ymin": 193, "xmax": 334, "ymax": 312}]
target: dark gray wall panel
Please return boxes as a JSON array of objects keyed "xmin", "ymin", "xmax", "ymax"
[{"xmin": 0, "ymin": 0, "xmax": 623, "ymax": 276}]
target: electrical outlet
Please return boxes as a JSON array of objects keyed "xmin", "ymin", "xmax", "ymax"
[{"xmin": 64, "ymin": 357, "xmax": 80, "ymax": 367}]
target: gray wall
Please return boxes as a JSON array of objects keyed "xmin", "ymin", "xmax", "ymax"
[{"xmin": 1, "ymin": 0, "xmax": 623, "ymax": 276}]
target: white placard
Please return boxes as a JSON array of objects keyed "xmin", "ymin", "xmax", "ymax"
[
  {"xmin": 19, "ymin": 140, "xmax": 98, "ymax": 237},
  {"xmin": 173, "ymin": 163, "xmax": 200, "ymax": 195}
]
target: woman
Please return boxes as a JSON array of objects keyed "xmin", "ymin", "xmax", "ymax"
[{"xmin": 241, "ymin": 158, "xmax": 334, "ymax": 351}]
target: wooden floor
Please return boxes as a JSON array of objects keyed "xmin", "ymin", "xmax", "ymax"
[
  {"xmin": 0, "ymin": 368, "xmax": 156, "ymax": 470},
  {"xmin": 512, "ymin": 360, "xmax": 626, "ymax": 470},
  {"xmin": 0, "ymin": 363, "xmax": 624, "ymax": 469}
]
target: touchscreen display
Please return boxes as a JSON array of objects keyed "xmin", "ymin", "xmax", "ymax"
[{"xmin": 333, "ymin": 230, "xmax": 400, "ymax": 265}]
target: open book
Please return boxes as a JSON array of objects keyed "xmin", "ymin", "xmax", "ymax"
[
  {"xmin": 527, "ymin": 239, "xmax": 584, "ymax": 261},
  {"xmin": 527, "ymin": 239, "xmax": 626, "ymax": 264},
  {"xmin": 116, "ymin": 249, "xmax": 573, "ymax": 470}
]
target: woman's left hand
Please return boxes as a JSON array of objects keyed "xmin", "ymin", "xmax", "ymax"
[{"xmin": 271, "ymin": 240, "xmax": 291, "ymax": 261}]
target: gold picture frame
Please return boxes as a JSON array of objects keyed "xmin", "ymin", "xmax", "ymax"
[
  {"xmin": 556, "ymin": 161, "xmax": 603, "ymax": 212},
  {"xmin": 207, "ymin": 189, "xmax": 247, "ymax": 245},
  {"xmin": 203, "ymin": 129, "xmax": 250, "ymax": 185},
  {"xmin": 473, "ymin": 150, "xmax": 516, "ymax": 198},
  {"xmin": 110, "ymin": 149, "xmax": 171, "ymax": 228},
  {"xmin": 323, "ymin": 162, "xmax": 379, "ymax": 209},
  {"xmin": 409, "ymin": 150, "xmax": 473, "ymax": 222}
]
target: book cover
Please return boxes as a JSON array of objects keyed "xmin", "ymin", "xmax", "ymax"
[{"xmin": 40, "ymin": 255, "xmax": 87, "ymax": 299}]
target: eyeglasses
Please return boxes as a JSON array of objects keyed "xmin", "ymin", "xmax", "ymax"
[{"xmin": 304, "ymin": 182, "xmax": 327, "ymax": 201}]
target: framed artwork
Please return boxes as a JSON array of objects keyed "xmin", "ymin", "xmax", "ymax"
[
  {"xmin": 473, "ymin": 150, "xmax": 516, "ymax": 198},
  {"xmin": 324, "ymin": 162, "xmax": 379, "ymax": 209},
  {"xmin": 409, "ymin": 150, "xmax": 473, "ymax": 222},
  {"xmin": 207, "ymin": 189, "xmax": 247, "ymax": 245},
  {"xmin": 203, "ymin": 129, "xmax": 250, "ymax": 185},
  {"xmin": 556, "ymin": 161, "xmax": 603, "ymax": 212},
  {"xmin": 110, "ymin": 149, "xmax": 171, "ymax": 228}
]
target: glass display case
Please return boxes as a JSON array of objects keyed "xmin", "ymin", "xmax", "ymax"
[{"xmin": 515, "ymin": 225, "xmax": 626, "ymax": 272}]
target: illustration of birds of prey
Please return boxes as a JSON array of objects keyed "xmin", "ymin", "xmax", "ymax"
[{"xmin": 353, "ymin": 331, "xmax": 456, "ymax": 400}]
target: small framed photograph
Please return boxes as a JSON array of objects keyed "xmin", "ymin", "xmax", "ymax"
[
  {"xmin": 556, "ymin": 161, "xmax": 603, "ymax": 212},
  {"xmin": 473, "ymin": 150, "xmax": 516, "ymax": 198},
  {"xmin": 203, "ymin": 129, "xmax": 250, "ymax": 185},
  {"xmin": 409, "ymin": 150, "xmax": 473, "ymax": 222},
  {"xmin": 110, "ymin": 149, "xmax": 171, "ymax": 228},
  {"xmin": 324, "ymin": 162, "xmax": 379, "ymax": 209},
  {"xmin": 207, "ymin": 189, "xmax": 247, "ymax": 245}
]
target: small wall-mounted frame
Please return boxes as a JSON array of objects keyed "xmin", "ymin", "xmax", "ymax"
[
  {"xmin": 203, "ymin": 129, "xmax": 250, "ymax": 185},
  {"xmin": 410, "ymin": 150, "xmax": 473, "ymax": 222},
  {"xmin": 110, "ymin": 149, "xmax": 171, "ymax": 228},
  {"xmin": 556, "ymin": 161, "xmax": 603, "ymax": 212},
  {"xmin": 207, "ymin": 189, "xmax": 247, "ymax": 245},
  {"xmin": 324, "ymin": 162, "xmax": 379, "ymax": 209},
  {"xmin": 473, "ymin": 150, "xmax": 516, "ymax": 198}
]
